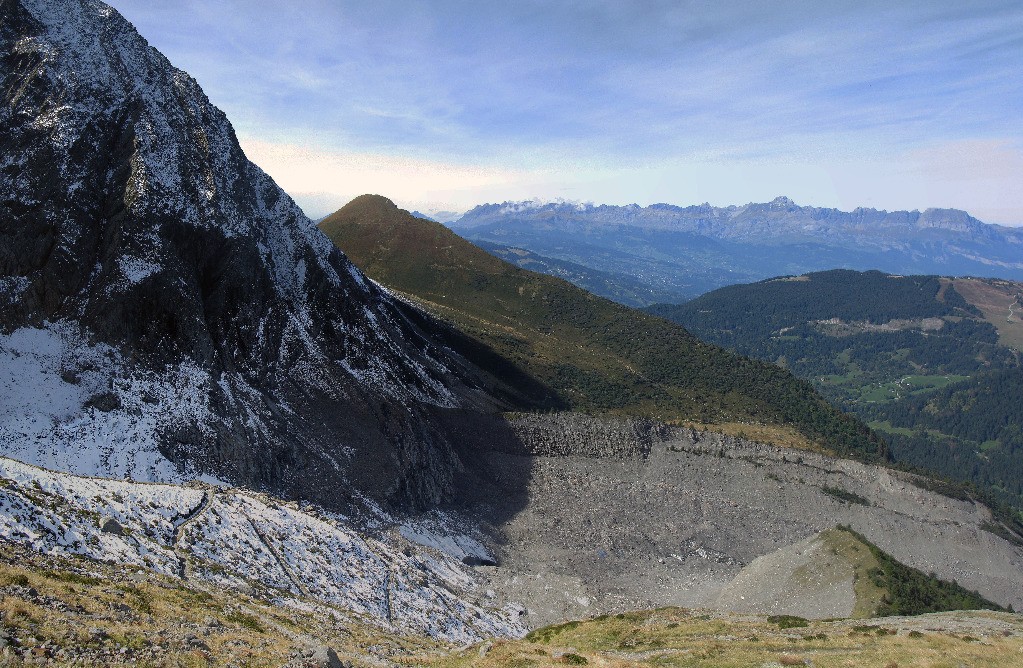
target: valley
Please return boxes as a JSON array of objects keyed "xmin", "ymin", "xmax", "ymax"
[{"xmin": 648, "ymin": 271, "xmax": 1023, "ymax": 513}]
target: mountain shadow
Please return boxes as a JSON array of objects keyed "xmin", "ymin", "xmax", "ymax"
[{"xmin": 320, "ymin": 195, "xmax": 887, "ymax": 464}]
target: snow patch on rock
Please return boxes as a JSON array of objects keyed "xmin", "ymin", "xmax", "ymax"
[
  {"xmin": 0, "ymin": 456, "xmax": 524, "ymax": 642},
  {"xmin": 0, "ymin": 323, "xmax": 221, "ymax": 483}
]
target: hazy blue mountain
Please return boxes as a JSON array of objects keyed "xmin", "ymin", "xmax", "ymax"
[
  {"xmin": 474, "ymin": 241, "xmax": 682, "ymax": 307},
  {"xmin": 453, "ymin": 198, "xmax": 1023, "ymax": 301}
]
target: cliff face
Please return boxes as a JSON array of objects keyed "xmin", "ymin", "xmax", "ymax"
[{"xmin": 0, "ymin": 0, "xmax": 504, "ymax": 509}]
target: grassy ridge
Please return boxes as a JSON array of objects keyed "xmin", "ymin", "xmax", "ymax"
[
  {"xmin": 2, "ymin": 542, "xmax": 1015, "ymax": 668},
  {"xmin": 827, "ymin": 527, "xmax": 1007, "ymax": 617},
  {"xmin": 0, "ymin": 544, "xmax": 448, "ymax": 666},
  {"xmin": 320, "ymin": 195, "xmax": 886, "ymax": 462},
  {"xmin": 428, "ymin": 607, "xmax": 1023, "ymax": 668}
]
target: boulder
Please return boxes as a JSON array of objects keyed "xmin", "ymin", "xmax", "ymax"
[{"xmin": 98, "ymin": 516, "xmax": 124, "ymax": 536}]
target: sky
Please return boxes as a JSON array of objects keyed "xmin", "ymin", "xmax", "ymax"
[{"xmin": 107, "ymin": 0, "xmax": 1023, "ymax": 225}]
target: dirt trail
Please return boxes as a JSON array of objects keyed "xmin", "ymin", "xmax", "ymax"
[
  {"xmin": 172, "ymin": 491, "xmax": 213, "ymax": 579},
  {"xmin": 243, "ymin": 515, "xmax": 312, "ymax": 598}
]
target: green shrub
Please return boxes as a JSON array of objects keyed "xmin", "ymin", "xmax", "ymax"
[
  {"xmin": 525, "ymin": 620, "xmax": 581, "ymax": 643},
  {"xmin": 1, "ymin": 572, "xmax": 30, "ymax": 587},
  {"xmin": 225, "ymin": 610, "xmax": 264, "ymax": 632},
  {"xmin": 768, "ymin": 615, "xmax": 809, "ymax": 629},
  {"xmin": 820, "ymin": 486, "xmax": 870, "ymax": 506}
]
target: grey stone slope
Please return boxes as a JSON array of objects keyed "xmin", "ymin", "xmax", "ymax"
[{"xmin": 451, "ymin": 414, "xmax": 1023, "ymax": 627}]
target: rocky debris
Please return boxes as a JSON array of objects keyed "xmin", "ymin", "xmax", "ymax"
[
  {"xmin": 182, "ymin": 633, "xmax": 210, "ymax": 651},
  {"xmin": 715, "ymin": 530, "xmax": 857, "ymax": 618},
  {"xmin": 505, "ymin": 412, "xmax": 681, "ymax": 458},
  {"xmin": 84, "ymin": 391, "xmax": 122, "ymax": 413},
  {"xmin": 464, "ymin": 414, "xmax": 1023, "ymax": 627},
  {"xmin": 462, "ymin": 555, "xmax": 499, "ymax": 566},
  {"xmin": 284, "ymin": 643, "xmax": 348, "ymax": 668},
  {"xmin": 0, "ymin": 456, "xmax": 524, "ymax": 642}
]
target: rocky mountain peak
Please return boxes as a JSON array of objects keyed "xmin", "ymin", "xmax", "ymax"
[{"xmin": 0, "ymin": 0, "xmax": 505, "ymax": 510}]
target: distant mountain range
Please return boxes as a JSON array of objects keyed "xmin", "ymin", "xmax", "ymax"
[{"xmin": 452, "ymin": 198, "xmax": 1023, "ymax": 303}]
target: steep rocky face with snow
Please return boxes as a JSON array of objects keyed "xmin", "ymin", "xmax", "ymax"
[{"xmin": 0, "ymin": 0, "xmax": 503, "ymax": 508}]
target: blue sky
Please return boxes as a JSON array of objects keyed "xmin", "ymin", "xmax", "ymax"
[{"xmin": 108, "ymin": 0, "xmax": 1023, "ymax": 224}]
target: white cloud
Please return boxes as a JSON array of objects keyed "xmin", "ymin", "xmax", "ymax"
[
  {"xmin": 238, "ymin": 137, "xmax": 530, "ymax": 217},
  {"xmin": 240, "ymin": 135, "xmax": 1023, "ymax": 226}
]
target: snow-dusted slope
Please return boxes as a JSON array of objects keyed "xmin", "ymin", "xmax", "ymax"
[
  {"xmin": 0, "ymin": 0, "xmax": 502, "ymax": 507},
  {"xmin": 0, "ymin": 456, "xmax": 523, "ymax": 642},
  {"xmin": 0, "ymin": 323, "xmax": 222, "ymax": 481}
]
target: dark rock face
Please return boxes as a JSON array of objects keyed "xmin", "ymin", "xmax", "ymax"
[{"xmin": 0, "ymin": 0, "xmax": 503, "ymax": 509}]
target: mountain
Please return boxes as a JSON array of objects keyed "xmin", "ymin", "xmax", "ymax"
[
  {"xmin": 319, "ymin": 195, "xmax": 885, "ymax": 462},
  {"xmin": 452, "ymin": 199, "xmax": 1023, "ymax": 303},
  {"xmin": 647, "ymin": 270, "xmax": 1023, "ymax": 510},
  {"xmin": 318, "ymin": 196, "xmax": 1023, "ymax": 622},
  {"xmin": 2, "ymin": 0, "xmax": 1022, "ymax": 651},
  {"xmin": 0, "ymin": 0, "xmax": 530, "ymax": 512},
  {"xmin": 475, "ymin": 240, "xmax": 682, "ymax": 307}
]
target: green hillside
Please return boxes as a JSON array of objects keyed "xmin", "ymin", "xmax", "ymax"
[
  {"xmin": 319, "ymin": 195, "xmax": 885, "ymax": 462},
  {"xmin": 835, "ymin": 527, "xmax": 1007, "ymax": 617},
  {"xmin": 863, "ymin": 368, "xmax": 1023, "ymax": 508},
  {"xmin": 646, "ymin": 270, "xmax": 1023, "ymax": 509},
  {"xmin": 646, "ymin": 270, "xmax": 1016, "ymax": 405}
]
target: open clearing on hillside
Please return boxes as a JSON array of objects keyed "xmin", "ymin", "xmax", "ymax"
[
  {"xmin": 822, "ymin": 373, "xmax": 967, "ymax": 404},
  {"xmin": 950, "ymin": 278, "xmax": 1023, "ymax": 351}
]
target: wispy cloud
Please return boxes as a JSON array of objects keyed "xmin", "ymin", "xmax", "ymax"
[{"xmin": 109, "ymin": 0, "xmax": 1023, "ymax": 223}]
